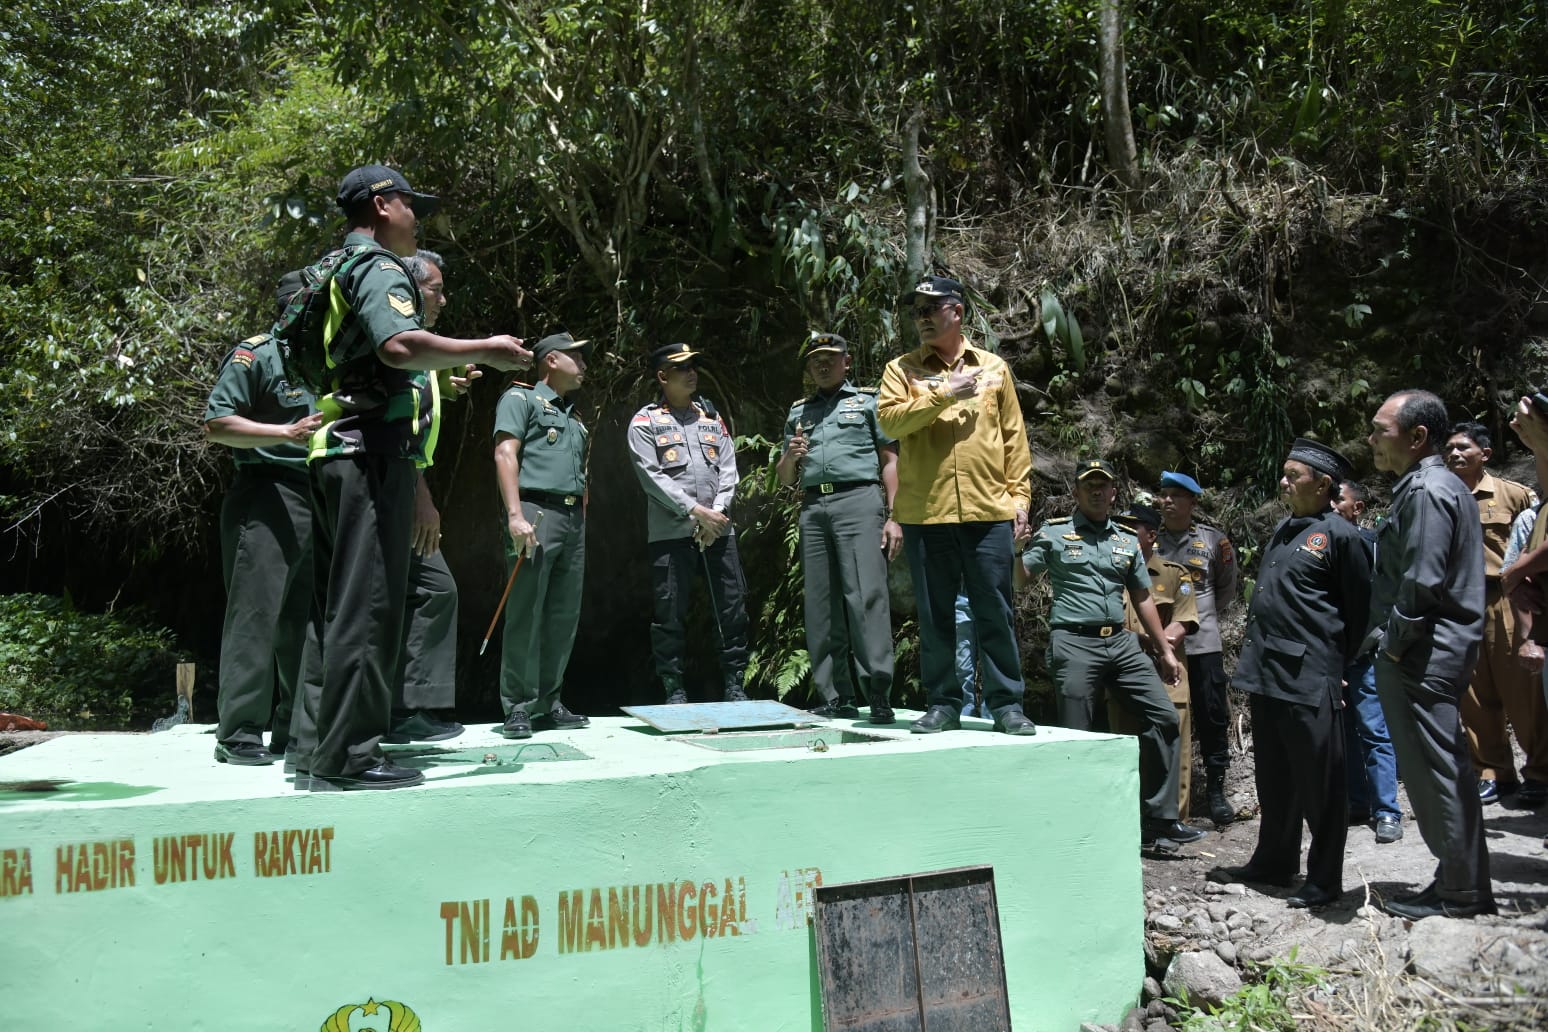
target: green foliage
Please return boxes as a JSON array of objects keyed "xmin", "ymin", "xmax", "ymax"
[
  {"xmin": 0, "ymin": 593, "xmax": 182, "ymax": 729},
  {"xmin": 1169, "ymin": 948, "xmax": 1329, "ymax": 1032}
]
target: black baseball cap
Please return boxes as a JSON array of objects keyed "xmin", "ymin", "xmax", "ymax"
[
  {"xmin": 533, "ymin": 332, "xmax": 591, "ymax": 365},
  {"xmin": 336, "ymin": 165, "xmax": 440, "ymax": 217},
  {"xmin": 1075, "ymin": 458, "xmax": 1118, "ymax": 482},
  {"xmin": 1115, "ymin": 504, "xmax": 1163, "ymax": 530},
  {"xmin": 900, "ymin": 276, "xmax": 965, "ymax": 306}
]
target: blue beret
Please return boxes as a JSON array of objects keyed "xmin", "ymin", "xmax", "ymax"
[{"xmin": 1159, "ymin": 470, "xmax": 1204, "ymax": 496}]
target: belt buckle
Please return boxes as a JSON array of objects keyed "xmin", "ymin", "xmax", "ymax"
[
  {"xmin": 563, "ymin": 495, "xmax": 577, "ymax": 507},
  {"xmin": 1098, "ymin": 625, "xmax": 1114, "ymax": 638},
  {"xmin": 819, "ymin": 483, "xmax": 834, "ymax": 495}
]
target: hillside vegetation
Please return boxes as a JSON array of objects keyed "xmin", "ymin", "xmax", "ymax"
[{"xmin": 3, "ymin": 0, "xmax": 1545, "ymax": 716}]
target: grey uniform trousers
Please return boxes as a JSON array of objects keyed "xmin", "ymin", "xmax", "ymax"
[
  {"xmin": 800, "ymin": 485, "xmax": 893, "ymax": 705},
  {"xmin": 1375, "ymin": 656, "xmax": 1493, "ymax": 903}
]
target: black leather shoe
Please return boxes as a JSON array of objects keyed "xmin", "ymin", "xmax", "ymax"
[
  {"xmin": 1206, "ymin": 768, "xmax": 1235, "ymax": 825},
  {"xmin": 1374, "ymin": 815, "xmax": 1404, "ymax": 843},
  {"xmin": 993, "ymin": 707, "xmax": 1038, "ymax": 736},
  {"xmin": 1518, "ymin": 779, "xmax": 1548, "ymax": 806},
  {"xmin": 910, "ymin": 706, "xmax": 961, "ymax": 734},
  {"xmin": 1287, "ymin": 883, "xmax": 1340, "ymax": 908},
  {"xmin": 1382, "ymin": 895, "xmax": 1497, "ymax": 921},
  {"xmin": 1142, "ymin": 819, "xmax": 1207, "ymax": 847},
  {"xmin": 866, "ymin": 695, "xmax": 896, "ymax": 725},
  {"xmin": 811, "ymin": 701, "xmax": 860, "ymax": 719},
  {"xmin": 1206, "ymin": 864, "xmax": 1294, "ymax": 888},
  {"xmin": 214, "ymin": 741, "xmax": 279, "ymax": 766},
  {"xmin": 385, "ymin": 710, "xmax": 465, "ymax": 743},
  {"xmin": 309, "ymin": 762, "xmax": 425, "ymax": 792},
  {"xmin": 501, "ymin": 710, "xmax": 533, "ymax": 739},
  {"xmin": 1392, "ymin": 881, "xmax": 1440, "ymax": 906},
  {"xmin": 532, "ymin": 704, "xmax": 589, "ymax": 731}
]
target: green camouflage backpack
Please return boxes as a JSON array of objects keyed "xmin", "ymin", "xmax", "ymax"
[{"xmin": 273, "ymin": 243, "xmax": 413, "ymax": 392}]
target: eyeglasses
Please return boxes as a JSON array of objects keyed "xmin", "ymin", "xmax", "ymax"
[{"xmin": 910, "ymin": 300, "xmax": 955, "ymax": 319}]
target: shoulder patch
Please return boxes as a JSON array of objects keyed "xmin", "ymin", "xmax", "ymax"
[
  {"xmin": 387, "ymin": 291, "xmax": 416, "ymax": 317},
  {"xmin": 1044, "ymin": 516, "xmax": 1072, "ymax": 525},
  {"xmin": 230, "ymin": 348, "xmax": 255, "ymax": 367},
  {"xmin": 242, "ymin": 334, "xmax": 268, "ymax": 346},
  {"xmin": 378, "ymin": 260, "xmax": 400, "ymax": 273},
  {"xmin": 1219, "ymin": 538, "xmax": 1235, "ymax": 564}
]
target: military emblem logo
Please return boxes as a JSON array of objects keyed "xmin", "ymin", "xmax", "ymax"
[{"xmin": 320, "ymin": 998, "xmax": 420, "ymax": 1032}]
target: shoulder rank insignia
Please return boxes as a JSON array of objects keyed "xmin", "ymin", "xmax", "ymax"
[
  {"xmin": 387, "ymin": 291, "xmax": 416, "ymax": 317},
  {"xmin": 242, "ymin": 334, "xmax": 267, "ymax": 346},
  {"xmin": 1061, "ymin": 532, "xmax": 1082, "ymax": 541},
  {"xmin": 1191, "ymin": 539, "xmax": 1206, "ymax": 549},
  {"xmin": 1188, "ymin": 556, "xmax": 1205, "ymax": 566},
  {"xmin": 231, "ymin": 348, "xmax": 255, "ymax": 367}
]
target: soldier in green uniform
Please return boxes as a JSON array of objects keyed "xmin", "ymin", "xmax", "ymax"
[
  {"xmin": 203, "ymin": 272, "xmax": 321, "ymax": 765},
  {"xmin": 1016, "ymin": 459, "xmax": 1203, "ymax": 850},
  {"xmin": 307, "ymin": 164, "xmax": 532, "ymax": 791},
  {"xmin": 774, "ymin": 332, "xmax": 902, "ymax": 723},
  {"xmin": 493, "ymin": 332, "xmax": 593, "ymax": 738}
]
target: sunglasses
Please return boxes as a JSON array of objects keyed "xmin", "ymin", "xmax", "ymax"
[{"xmin": 910, "ymin": 299, "xmax": 956, "ymax": 319}]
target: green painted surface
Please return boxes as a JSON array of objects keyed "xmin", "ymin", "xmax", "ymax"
[{"xmin": 0, "ymin": 717, "xmax": 1145, "ymax": 1030}]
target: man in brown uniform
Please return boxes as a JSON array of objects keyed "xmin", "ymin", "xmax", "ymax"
[
  {"xmin": 1113, "ymin": 504, "xmax": 1200, "ymax": 817},
  {"xmin": 1445, "ymin": 421, "xmax": 1548, "ymax": 806}
]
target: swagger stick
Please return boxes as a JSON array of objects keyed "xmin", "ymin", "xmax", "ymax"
[{"xmin": 480, "ymin": 509, "xmax": 545, "ymax": 655}]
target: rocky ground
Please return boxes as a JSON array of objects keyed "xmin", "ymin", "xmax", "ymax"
[{"xmin": 1116, "ymin": 756, "xmax": 1548, "ymax": 1032}]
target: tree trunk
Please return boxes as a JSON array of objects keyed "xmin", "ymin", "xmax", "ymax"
[
  {"xmin": 1098, "ymin": 0, "xmax": 1140, "ymax": 193},
  {"xmin": 903, "ymin": 106, "xmax": 934, "ymax": 286}
]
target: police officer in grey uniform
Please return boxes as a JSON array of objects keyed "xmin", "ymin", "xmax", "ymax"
[
  {"xmin": 494, "ymin": 332, "xmax": 593, "ymax": 738},
  {"xmin": 1155, "ymin": 470, "xmax": 1240, "ymax": 824},
  {"xmin": 1209, "ymin": 439, "xmax": 1371, "ymax": 908},
  {"xmin": 1017, "ymin": 459, "xmax": 1202, "ymax": 850},
  {"xmin": 627, "ymin": 344, "xmax": 750, "ymax": 703},
  {"xmin": 775, "ymin": 332, "xmax": 902, "ymax": 723},
  {"xmin": 1367, "ymin": 390, "xmax": 1494, "ymax": 919},
  {"xmin": 204, "ymin": 272, "xmax": 321, "ymax": 765}
]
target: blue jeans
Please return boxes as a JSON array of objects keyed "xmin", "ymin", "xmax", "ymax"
[
  {"xmin": 1344, "ymin": 658, "xmax": 1400, "ymax": 820},
  {"xmin": 955, "ymin": 593, "xmax": 989, "ymax": 717},
  {"xmin": 902, "ymin": 521, "xmax": 1024, "ymax": 714}
]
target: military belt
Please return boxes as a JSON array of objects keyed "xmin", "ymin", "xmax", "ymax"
[
  {"xmin": 1053, "ymin": 623, "xmax": 1124, "ymax": 639},
  {"xmin": 524, "ymin": 490, "xmax": 582, "ymax": 509},
  {"xmin": 803, "ymin": 480, "xmax": 876, "ymax": 500}
]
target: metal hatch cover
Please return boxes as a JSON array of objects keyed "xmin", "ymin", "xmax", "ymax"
[
  {"xmin": 621, "ymin": 700, "xmax": 824, "ymax": 734},
  {"xmin": 813, "ymin": 866, "xmax": 1011, "ymax": 1032}
]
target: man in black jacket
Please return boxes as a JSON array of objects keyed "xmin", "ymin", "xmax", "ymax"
[
  {"xmin": 1367, "ymin": 389, "xmax": 1493, "ymax": 919},
  {"xmin": 1208, "ymin": 439, "xmax": 1371, "ymax": 907}
]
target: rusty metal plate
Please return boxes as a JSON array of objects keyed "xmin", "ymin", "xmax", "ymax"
[
  {"xmin": 814, "ymin": 866, "xmax": 1011, "ymax": 1032},
  {"xmin": 621, "ymin": 700, "xmax": 824, "ymax": 734}
]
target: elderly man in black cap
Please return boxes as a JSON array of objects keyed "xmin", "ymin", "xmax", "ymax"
[
  {"xmin": 627, "ymin": 344, "xmax": 750, "ymax": 703},
  {"xmin": 1209, "ymin": 438, "xmax": 1372, "ymax": 908}
]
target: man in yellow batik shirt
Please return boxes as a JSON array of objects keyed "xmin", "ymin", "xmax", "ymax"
[{"xmin": 879, "ymin": 276, "xmax": 1036, "ymax": 736}]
